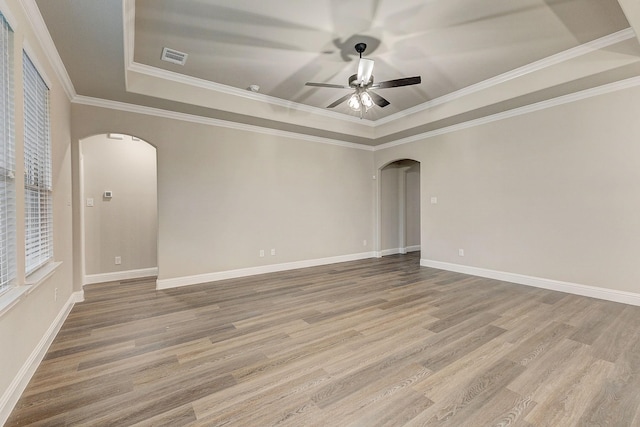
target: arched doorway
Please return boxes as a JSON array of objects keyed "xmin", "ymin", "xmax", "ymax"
[
  {"xmin": 378, "ymin": 159, "xmax": 421, "ymax": 258},
  {"xmin": 79, "ymin": 133, "xmax": 158, "ymax": 285}
]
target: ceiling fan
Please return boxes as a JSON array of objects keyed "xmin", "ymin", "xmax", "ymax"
[{"xmin": 306, "ymin": 43, "xmax": 421, "ymax": 117}]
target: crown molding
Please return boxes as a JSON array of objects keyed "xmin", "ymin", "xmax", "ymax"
[
  {"xmin": 18, "ymin": 0, "xmax": 76, "ymax": 100},
  {"xmin": 376, "ymin": 28, "xmax": 637, "ymax": 126},
  {"xmin": 374, "ymin": 76, "xmax": 640, "ymax": 151},
  {"xmin": 127, "ymin": 61, "xmax": 376, "ymax": 128},
  {"xmin": 72, "ymin": 95, "xmax": 374, "ymax": 151},
  {"xmin": 73, "ymin": 75, "xmax": 640, "ymax": 153}
]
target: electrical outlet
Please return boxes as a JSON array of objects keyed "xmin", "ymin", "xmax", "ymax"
[
  {"xmin": 54, "ymin": 288, "xmax": 58, "ymax": 301},
  {"xmin": 363, "ymin": 240, "xmax": 367, "ymax": 246},
  {"xmin": 270, "ymin": 248, "xmax": 276, "ymax": 256},
  {"xmin": 458, "ymin": 249, "xmax": 465, "ymax": 257},
  {"xmin": 259, "ymin": 250, "xmax": 265, "ymax": 257},
  {"xmin": 115, "ymin": 256, "xmax": 122, "ymax": 265}
]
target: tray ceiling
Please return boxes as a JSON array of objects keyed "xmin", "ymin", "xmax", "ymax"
[{"xmin": 34, "ymin": 0, "xmax": 640, "ymax": 145}]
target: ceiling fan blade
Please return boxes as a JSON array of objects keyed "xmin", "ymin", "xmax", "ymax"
[
  {"xmin": 357, "ymin": 58, "xmax": 374, "ymax": 86},
  {"xmin": 327, "ymin": 93, "xmax": 353, "ymax": 108},
  {"xmin": 368, "ymin": 91, "xmax": 390, "ymax": 108},
  {"xmin": 306, "ymin": 82, "xmax": 350, "ymax": 89},
  {"xmin": 372, "ymin": 76, "xmax": 421, "ymax": 89}
]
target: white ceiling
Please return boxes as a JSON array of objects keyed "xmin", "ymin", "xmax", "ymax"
[{"xmin": 35, "ymin": 0, "xmax": 640, "ymax": 145}]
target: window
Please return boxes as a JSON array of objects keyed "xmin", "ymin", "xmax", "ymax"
[
  {"xmin": 0, "ymin": 13, "xmax": 15, "ymax": 294},
  {"xmin": 23, "ymin": 52, "xmax": 52, "ymax": 275}
]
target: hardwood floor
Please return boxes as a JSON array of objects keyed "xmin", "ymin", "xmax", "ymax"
[{"xmin": 7, "ymin": 253, "xmax": 640, "ymax": 426}]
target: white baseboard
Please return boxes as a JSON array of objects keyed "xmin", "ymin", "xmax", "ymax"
[
  {"xmin": 381, "ymin": 248, "xmax": 402, "ymax": 256},
  {"xmin": 379, "ymin": 246, "xmax": 421, "ymax": 257},
  {"xmin": 84, "ymin": 267, "xmax": 158, "ymax": 285},
  {"xmin": 75, "ymin": 289, "xmax": 85, "ymax": 303},
  {"xmin": 156, "ymin": 252, "xmax": 376, "ymax": 290},
  {"xmin": 0, "ymin": 290, "xmax": 83, "ymax": 425},
  {"xmin": 420, "ymin": 259, "xmax": 640, "ymax": 307}
]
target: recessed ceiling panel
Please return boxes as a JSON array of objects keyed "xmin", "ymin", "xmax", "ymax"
[
  {"xmin": 133, "ymin": 0, "xmax": 631, "ymax": 119},
  {"xmin": 34, "ymin": 0, "xmax": 638, "ymax": 144}
]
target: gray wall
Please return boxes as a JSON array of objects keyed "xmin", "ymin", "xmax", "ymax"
[
  {"xmin": 375, "ymin": 86, "xmax": 640, "ymax": 294},
  {"xmin": 81, "ymin": 134, "xmax": 157, "ymax": 277},
  {"xmin": 71, "ymin": 105, "xmax": 375, "ymax": 287}
]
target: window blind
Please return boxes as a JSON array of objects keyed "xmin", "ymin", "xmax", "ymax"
[
  {"xmin": 23, "ymin": 51, "xmax": 52, "ymax": 275},
  {"xmin": 0, "ymin": 13, "xmax": 15, "ymax": 294}
]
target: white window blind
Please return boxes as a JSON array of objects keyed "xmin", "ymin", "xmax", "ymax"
[
  {"xmin": 23, "ymin": 51, "xmax": 52, "ymax": 275},
  {"xmin": 0, "ymin": 13, "xmax": 15, "ymax": 294}
]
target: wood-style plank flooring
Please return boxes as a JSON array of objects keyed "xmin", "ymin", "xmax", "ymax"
[{"xmin": 7, "ymin": 253, "xmax": 640, "ymax": 426}]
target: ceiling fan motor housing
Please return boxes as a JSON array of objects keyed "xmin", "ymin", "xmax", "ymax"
[
  {"xmin": 355, "ymin": 43, "xmax": 367, "ymax": 56},
  {"xmin": 349, "ymin": 74, "xmax": 374, "ymax": 87}
]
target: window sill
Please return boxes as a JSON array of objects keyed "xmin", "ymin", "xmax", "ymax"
[
  {"xmin": 0, "ymin": 261, "xmax": 63, "ymax": 318},
  {"xmin": 0, "ymin": 286, "xmax": 31, "ymax": 318},
  {"xmin": 25, "ymin": 261, "xmax": 62, "ymax": 287}
]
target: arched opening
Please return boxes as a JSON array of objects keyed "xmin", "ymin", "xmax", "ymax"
[
  {"xmin": 378, "ymin": 159, "xmax": 420, "ymax": 259},
  {"xmin": 79, "ymin": 133, "xmax": 158, "ymax": 285}
]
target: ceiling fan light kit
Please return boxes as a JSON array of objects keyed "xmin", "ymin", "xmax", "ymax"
[
  {"xmin": 305, "ymin": 43, "xmax": 422, "ymax": 118},
  {"xmin": 348, "ymin": 90, "xmax": 374, "ymax": 113}
]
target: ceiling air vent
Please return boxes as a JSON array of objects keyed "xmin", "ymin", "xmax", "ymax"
[{"xmin": 161, "ymin": 47, "xmax": 188, "ymax": 66}]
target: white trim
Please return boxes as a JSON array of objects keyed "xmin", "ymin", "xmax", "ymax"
[
  {"xmin": 84, "ymin": 267, "xmax": 159, "ymax": 285},
  {"xmin": 71, "ymin": 95, "xmax": 375, "ymax": 151},
  {"xmin": 420, "ymin": 259, "xmax": 640, "ymax": 307},
  {"xmin": 0, "ymin": 0, "xmax": 19, "ymax": 31},
  {"xmin": 376, "ymin": 28, "xmax": 637, "ymax": 126},
  {"xmin": 0, "ymin": 286, "xmax": 29, "ymax": 317},
  {"xmin": 374, "ymin": 76, "xmax": 640, "ymax": 151},
  {"xmin": 0, "ymin": 262, "xmax": 63, "ymax": 317},
  {"xmin": 74, "ymin": 77, "xmax": 640, "ymax": 154},
  {"xmin": 0, "ymin": 290, "xmax": 82, "ymax": 426},
  {"xmin": 17, "ymin": 0, "xmax": 76, "ymax": 99},
  {"xmin": 379, "ymin": 246, "xmax": 421, "ymax": 257},
  {"xmin": 156, "ymin": 252, "xmax": 376, "ymax": 290},
  {"xmin": 380, "ymin": 248, "xmax": 402, "ymax": 257},
  {"xmin": 24, "ymin": 261, "xmax": 62, "ymax": 287}
]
